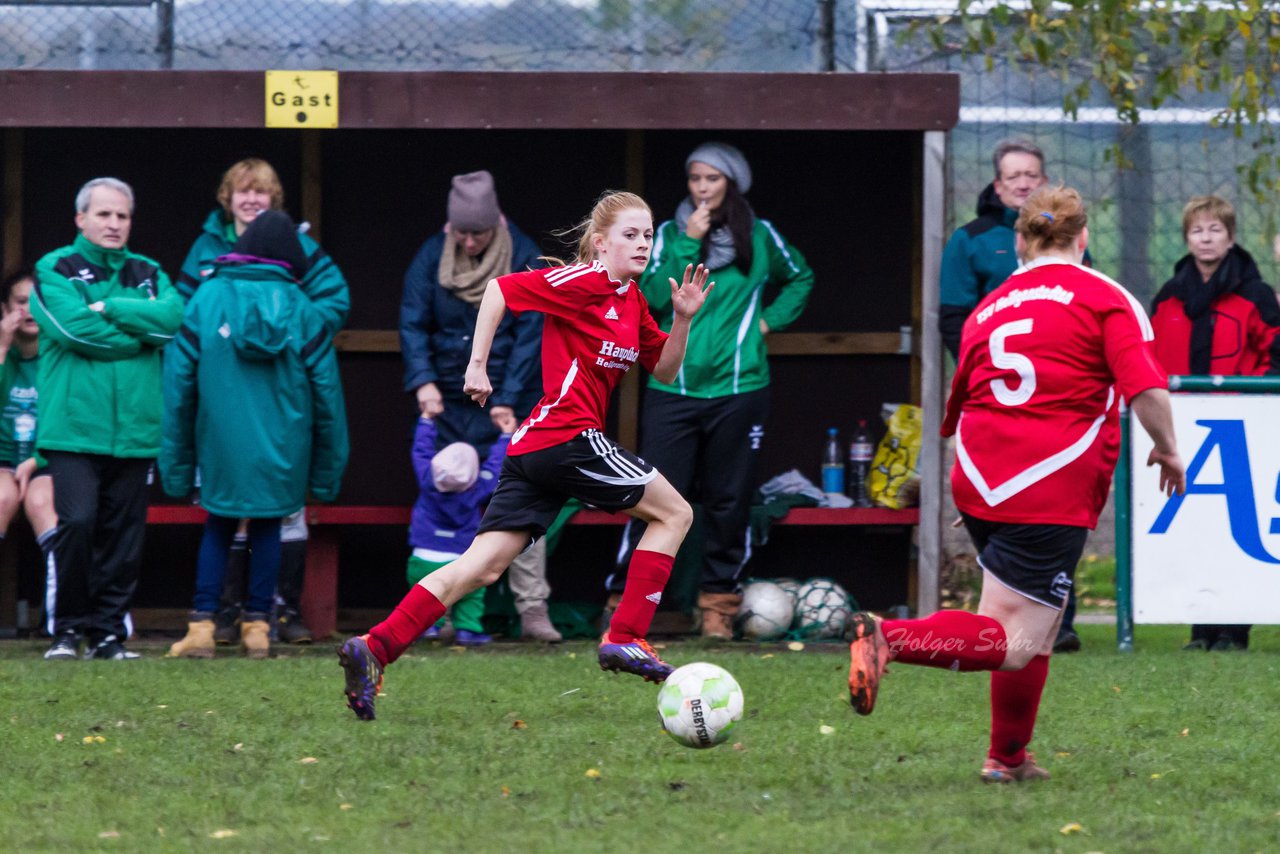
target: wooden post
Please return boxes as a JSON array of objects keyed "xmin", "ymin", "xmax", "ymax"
[
  {"xmin": 618, "ymin": 129, "xmax": 646, "ymax": 450},
  {"xmin": 300, "ymin": 131, "xmax": 323, "ymax": 241},
  {"xmin": 2, "ymin": 129, "xmax": 23, "ymax": 278}
]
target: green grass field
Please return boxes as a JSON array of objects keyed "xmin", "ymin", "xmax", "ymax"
[{"xmin": 2, "ymin": 624, "xmax": 1277, "ymax": 851}]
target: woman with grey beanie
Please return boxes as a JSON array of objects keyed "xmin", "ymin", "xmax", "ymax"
[{"xmin": 608, "ymin": 141, "xmax": 815, "ymax": 638}]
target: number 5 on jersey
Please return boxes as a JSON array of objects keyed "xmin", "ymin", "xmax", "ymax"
[{"xmin": 989, "ymin": 319, "xmax": 1035, "ymax": 406}]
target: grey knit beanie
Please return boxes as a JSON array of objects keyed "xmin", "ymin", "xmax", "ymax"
[
  {"xmin": 685, "ymin": 142, "xmax": 752, "ymax": 193},
  {"xmin": 447, "ymin": 170, "xmax": 501, "ymax": 232}
]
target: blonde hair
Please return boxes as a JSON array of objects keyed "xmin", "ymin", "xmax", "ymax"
[
  {"xmin": 1181, "ymin": 195, "xmax": 1235, "ymax": 240},
  {"xmin": 568, "ymin": 191, "xmax": 652, "ymax": 265},
  {"xmin": 216, "ymin": 158, "xmax": 285, "ymax": 215},
  {"xmin": 1015, "ymin": 185, "xmax": 1087, "ymax": 258}
]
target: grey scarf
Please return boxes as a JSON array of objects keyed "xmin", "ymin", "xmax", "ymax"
[{"xmin": 675, "ymin": 197, "xmax": 737, "ymax": 271}]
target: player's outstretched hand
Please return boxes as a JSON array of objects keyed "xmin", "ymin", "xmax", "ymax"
[
  {"xmin": 464, "ymin": 363, "xmax": 493, "ymax": 407},
  {"xmin": 671, "ymin": 263, "xmax": 713, "ymax": 320},
  {"xmin": 1147, "ymin": 447, "xmax": 1185, "ymax": 496}
]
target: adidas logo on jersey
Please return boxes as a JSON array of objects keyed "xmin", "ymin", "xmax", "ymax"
[
  {"xmin": 645, "ymin": 592, "xmax": 662, "ymax": 604},
  {"xmin": 604, "ymin": 306, "xmax": 619, "ymax": 321}
]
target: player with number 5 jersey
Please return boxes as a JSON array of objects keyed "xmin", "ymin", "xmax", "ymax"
[
  {"xmin": 844, "ymin": 185, "xmax": 1186, "ymax": 784},
  {"xmin": 337, "ymin": 192, "xmax": 714, "ymax": 721}
]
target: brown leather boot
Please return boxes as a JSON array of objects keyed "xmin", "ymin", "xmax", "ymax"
[
  {"xmin": 519, "ymin": 603, "xmax": 563, "ymax": 643},
  {"xmin": 167, "ymin": 612, "xmax": 216, "ymax": 659},
  {"xmin": 240, "ymin": 613, "xmax": 271, "ymax": 660},
  {"xmin": 697, "ymin": 592, "xmax": 742, "ymax": 640}
]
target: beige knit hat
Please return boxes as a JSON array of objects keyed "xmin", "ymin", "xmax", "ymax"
[{"xmin": 447, "ymin": 170, "xmax": 501, "ymax": 232}]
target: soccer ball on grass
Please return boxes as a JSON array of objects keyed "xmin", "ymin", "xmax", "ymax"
[
  {"xmin": 793, "ymin": 578, "xmax": 853, "ymax": 639},
  {"xmin": 657, "ymin": 662, "xmax": 744, "ymax": 749},
  {"xmin": 736, "ymin": 580, "xmax": 795, "ymax": 640}
]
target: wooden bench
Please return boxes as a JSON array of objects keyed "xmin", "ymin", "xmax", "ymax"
[{"xmin": 144, "ymin": 504, "xmax": 919, "ymax": 638}]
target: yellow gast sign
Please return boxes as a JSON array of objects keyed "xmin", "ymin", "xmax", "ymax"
[{"xmin": 265, "ymin": 71, "xmax": 339, "ymax": 129}]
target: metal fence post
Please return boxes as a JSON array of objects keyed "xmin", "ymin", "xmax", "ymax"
[
  {"xmin": 156, "ymin": 0, "xmax": 174, "ymax": 69},
  {"xmin": 1115, "ymin": 402, "xmax": 1133, "ymax": 652}
]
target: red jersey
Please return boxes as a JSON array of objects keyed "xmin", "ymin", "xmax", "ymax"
[
  {"xmin": 498, "ymin": 262, "xmax": 669, "ymax": 455},
  {"xmin": 942, "ymin": 259, "xmax": 1166, "ymax": 527}
]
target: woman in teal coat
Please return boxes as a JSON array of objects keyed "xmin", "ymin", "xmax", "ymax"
[{"xmin": 160, "ymin": 211, "xmax": 349, "ymax": 659}]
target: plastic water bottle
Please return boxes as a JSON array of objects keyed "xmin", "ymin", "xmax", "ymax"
[
  {"xmin": 848, "ymin": 419, "xmax": 873, "ymax": 507},
  {"xmin": 821, "ymin": 427, "xmax": 844, "ymax": 495},
  {"xmin": 14, "ymin": 408, "xmax": 35, "ymax": 463}
]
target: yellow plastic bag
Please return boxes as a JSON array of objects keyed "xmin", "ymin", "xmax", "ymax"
[{"xmin": 868, "ymin": 404, "xmax": 922, "ymax": 509}]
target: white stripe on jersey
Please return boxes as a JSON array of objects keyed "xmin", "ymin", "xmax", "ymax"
[
  {"xmin": 955, "ymin": 386, "xmax": 1115, "ymax": 506},
  {"xmin": 513, "ymin": 358, "xmax": 579, "ymax": 445},
  {"xmin": 760, "ymin": 219, "xmax": 801, "ymax": 275},
  {"xmin": 731, "ymin": 284, "xmax": 763, "ymax": 394},
  {"xmin": 545, "ymin": 263, "xmax": 595, "ymax": 286},
  {"xmin": 1014, "ymin": 257, "xmax": 1155, "ymax": 341}
]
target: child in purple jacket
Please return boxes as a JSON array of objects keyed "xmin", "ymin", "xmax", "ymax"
[{"xmin": 407, "ymin": 411, "xmax": 515, "ymax": 645}]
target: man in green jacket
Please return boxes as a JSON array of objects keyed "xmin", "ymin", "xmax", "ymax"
[{"xmin": 33, "ymin": 177, "xmax": 183, "ymax": 661}]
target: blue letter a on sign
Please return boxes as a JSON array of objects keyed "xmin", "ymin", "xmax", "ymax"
[{"xmin": 1149, "ymin": 419, "xmax": 1280, "ymax": 563}]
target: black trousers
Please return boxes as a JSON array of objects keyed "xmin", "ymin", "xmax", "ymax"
[
  {"xmin": 45, "ymin": 452, "xmax": 151, "ymax": 644},
  {"xmin": 610, "ymin": 387, "xmax": 769, "ymax": 595}
]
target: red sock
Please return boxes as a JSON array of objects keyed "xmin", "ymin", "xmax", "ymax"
[
  {"xmin": 366, "ymin": 584, "xmax": 446, "ymax": 666},
  {"xmin": 989, "ymin": 653, "xmax": 1050, "ymax": 766},
  {"xmin": 880, "ymin": 610, "xmax": 1007, "ymax": 671},
  {"xmin": 607, "ymin": 550, "xmax": 673, "ymax": 643}
]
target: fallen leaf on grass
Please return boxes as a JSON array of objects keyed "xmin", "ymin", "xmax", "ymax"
[
  {"xmin": 156, "ymin": 705, "xmax": 168, "ymax": 709},
  {"xmin": 98, "ymin": 831, "xmax": 120, "ymax": 839},
  {"xmin": 1111, "ymin": 686, "xmax": 1122, "ymax": 693},
  {"xmin": 512, "ymin": 720, "xmax": 527, "ymax": 730},
  {"xmin": 567, "ymin": 652, "xmax": 577, "ymax": 659},
  {"xmin": 732, "ymin": 743, "xmax": 746, "ymax": 751},
  {"xmin": 819, "ymin": 725, "xmax": 836, "ymax": 735},
  {"xmin": 585, "ymin": 768, "xmax": 601, "ymax": 780},
  {"xmin": 787, "ymin": 642, "xmax": 805, "ymax": 652},
  {"xmin": 1180, "ymin": 728, "xmax": 1189, "ymax": 737},
  {"xmin": 233, "ymin": 743, "xmax": 243, "ymax": 751},
  {"xmin": 339, "ymin": 803, "xmax": 352, "ymax": 811},
  {"xmin": 1059, "ymin": 823, "xmax": 1083, "ymax": 835},
  {"xmin": 1150, "ymin": 773, "xmax": 1161, "ymax": 780},
  {"xmin": 1055, "ymin": 751, "xmax": 1071, "ymax": 758},
  {"xmin": 209, "ymin": 829, "xmax": 238, "ymax": 839},
  {"xmin": 500, "ymin": 786, "xmax": 511, "ymax": 798},
  {"xmin": 760, "ymin": 653, "xmax": 774, "ymax": 660},
  {"xmin": 299, "ymin": 757, "xmax": 319, "ymax": 765},
  {"xmin": 55, "ymin": 733, "xmax": 64, "ymax": 742}
]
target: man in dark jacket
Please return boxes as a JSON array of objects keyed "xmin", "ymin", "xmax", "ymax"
[
  {"xmin": 939, "ymin": 139, "xmax": 1049, "ymax": 358},
  {"xmin": 33, "ymin": 177, "xmax": 183, "ymax": 660},
  {"xmin": 398, "ymin": 171, "xmax": 560, "ymax": 642}
]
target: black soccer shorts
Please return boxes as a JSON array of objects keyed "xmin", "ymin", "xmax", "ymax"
[
  {"xmin": 478, "ymin": 429, "xmax": 657, "ymax": 539},
  {"xmin": 961, "ymin": 513, "xmax": 1088, "ymax": 609}
]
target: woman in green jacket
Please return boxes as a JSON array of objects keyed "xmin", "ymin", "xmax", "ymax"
[
  {"xmin": 610, "ymin": 142, "xmax": 814, "ymax": 637},
  {"xmin": 161, "ymin": 211, "xmax": 349, "ymax": 659}
]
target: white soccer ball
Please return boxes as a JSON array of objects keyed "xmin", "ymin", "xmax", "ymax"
[
  {"xmin": 736, "ymin": 581, "xmax": 795, "ymax": 640},
  {"xmin": 794, "ymin": 578, "xmax": 853, "ymax": 639},
  {"xmin": 657, "ymin": 662, "xmax": 745, "ymax": 749},
  {"xmin": 774, "ymin": 577, "xmax": 801, "ymax": 604}
]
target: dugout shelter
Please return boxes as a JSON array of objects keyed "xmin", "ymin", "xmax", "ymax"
[{"xmin": 0, "ymin": 70, "xmax": 957, "ymax": 634}]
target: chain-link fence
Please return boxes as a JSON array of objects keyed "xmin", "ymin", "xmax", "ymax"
[
  {"xmin": 0, "ymin": 0, "xmax": 851, "ymax": 72},
  {"xmin": 4, "ymin": 0, "xmax": 1273, "ymax": 302}
]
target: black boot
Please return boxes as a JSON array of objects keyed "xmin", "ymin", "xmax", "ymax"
[{"xmin": 275, "ymin": 540, "xmax": 314, "ymax": 643}]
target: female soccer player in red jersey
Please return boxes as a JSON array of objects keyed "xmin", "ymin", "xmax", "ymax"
[
  {"xmin": 339, "ymin": 191, "xmax": 712, "ymax": 720},
  {"xmin": 847, "ymin": 185, "xmax": 1186, "ymax": 782}
]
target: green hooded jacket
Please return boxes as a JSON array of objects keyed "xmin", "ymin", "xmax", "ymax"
[
  {"xmin": 159, "ymin": 261, "xmax": 349, "ymax": 518},
  {"xmin": 179, "ymin": 209, "xmax": 350, "ymax": 338},
  {"xmin": 32, "ymin": 235, "xmax": 183, "ymax": 458},
  {"xmin": 641, "ymin": 218, "xmax": 814, "ymax": 398}
]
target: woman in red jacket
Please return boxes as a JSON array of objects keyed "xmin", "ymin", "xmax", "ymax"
[{"xmin": 1149, "ymin": 195, "xmax": 1280, "ymax": 651}]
